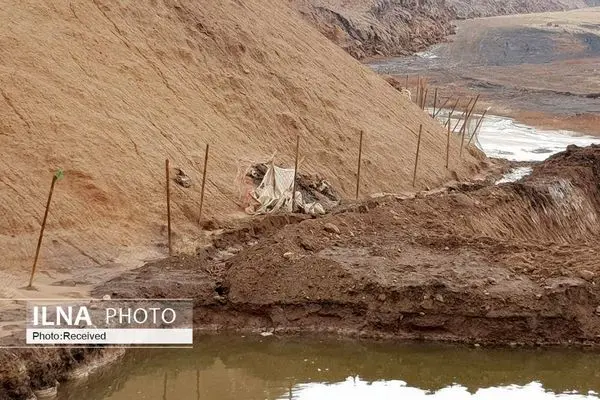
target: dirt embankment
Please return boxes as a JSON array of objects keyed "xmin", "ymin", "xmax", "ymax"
[
  {"xmin": 93, "ymin": 145, "xmax": 600, "ymax": 346},
  {"xmin": 293, "ymin": 0, "xmax": 597, "ymax": 59},
  {"xmin": 293, "ymin": 0, "xmax": 455, "ymax": 59},
  {"xmin": 2, "ymin": 145, "xmax": 599, "ymax": 399},
  {"xmin": 0, "ymin": 0, "xmax": 480, "ymax": 279},
  {"xmin": 0, "ymin": 348, "xmax": 122, "ymax": 400}
]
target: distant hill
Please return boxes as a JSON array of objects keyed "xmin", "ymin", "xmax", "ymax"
[{"xmin": 293, "ymin": 0, "xmax": 597, "ymax": 59}]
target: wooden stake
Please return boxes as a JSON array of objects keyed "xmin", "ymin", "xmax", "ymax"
[
  {"xmin": 460, "ymin": 95, "xmax": 480, "ymax": 157},
  {"xmin": 271, "ymin": 158, "xmax": 277, "ymax": 195},
  {"xmin": 467, "ymin": 108, "xmax": 489, "ymax": 146},
  {"xmin": 415, "ymin": 76, "xmax": 421, "ymax": 105},
  {"xmin": 460, "ymin": 128, "xmax": 467, "ymax": 157},
  {"xmin": 198, "ymin": 144, "xmax": 209, "ymax": 224},
  {"xmin": 405, "ymin": 74, "xmax": 409, "ymax": 88},
  {"xmin": 445, "ymin": 119, "xmax": 451, "ymax": 169},
  {"xmin": 356, "ymin": 130, "xmax": 363, "ymax": 199},
  {"xmin": 166, "ymin": 159, "xmax": 172, "ymax": 256},
  {"xmin": 27, "ymin": 173, "xmax": 60, "ymax": 288},
  {"xmin": 458, "ymin": 94, "xmax": 480, "ymax": 136},
  {"xmin": 453, "ymin": 98, "xmax": 473, "ymax": 133},
  {"xmin": 412, "ymin": 124, "xmax": 423, "ymax": 187},
  {"xmin": 433, "ymin": 96, "xmax": 451, "ymax": 119},
  {"xmin": 444, "ymin": 97, "xmax": 461, "ymax": 127},
  {"xmin": 292, "ymin": 135, "xmax": 300, "ymax": 212},
  {"xmin": 196, "ymin": 369, "xmax": 200, "ymax": 400},
  {"xmin": 422, "ymin": 89, "xmax": 428, "ymax": 111},
  {"xmin": 432, "ymin": 88, "xmax": 438, "ymax": 117}
]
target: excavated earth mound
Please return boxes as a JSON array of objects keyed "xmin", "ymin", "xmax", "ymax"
[
  {"xmin": 0, "ymin": 0, "xmax": 481, "ymax": 274},
  {"xmin": 94, "ymin": 144, "xmax": 600, "ymax": 345}
]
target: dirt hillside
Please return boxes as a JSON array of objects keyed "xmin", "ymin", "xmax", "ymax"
[
  {"xmin": 294, "ymin": 0, "xmax": 599, "ymax": 59},
  {"xmin": 293, "ymin": 0, "xmax": 455, "ymax": 59},
  {"xmin": 0, "ymin": 0, "xmax": 481, "ymax": 278}
]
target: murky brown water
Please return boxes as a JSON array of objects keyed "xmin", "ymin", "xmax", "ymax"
[{"xmin": 58, "ymin": 335, "xmax": 600, "ymax": 400}]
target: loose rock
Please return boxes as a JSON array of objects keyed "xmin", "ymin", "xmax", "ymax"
[
  {"xmin": 324, "ymin": 223, "xmax": 341, "ymax": 234},
  {"xmin": 578, "ymin": 270, "xmax": 595, "ymax": 282}
]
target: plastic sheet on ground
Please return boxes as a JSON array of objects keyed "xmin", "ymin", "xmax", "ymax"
[{"xmin": 248, "ymin": 162, "xmax": 325, "ymax": 215}]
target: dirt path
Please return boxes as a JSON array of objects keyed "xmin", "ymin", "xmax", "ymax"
[
  {"xmin": 369, "ymin": 8, "xmax": 600, "ymax": 135},
  {"xmin": 92, "ymin": 145, "xmax": 600, "ymax": 346}
]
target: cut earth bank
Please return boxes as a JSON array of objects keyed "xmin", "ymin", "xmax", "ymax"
[
  {"xmin": 96, "ymin": 144, "xmax": 600, "ymax": 346},
  {"xmin": 293, "ymin": 0, "xmax": 599, "ymax": 59},
  {"xmin": 2, "ymin": 145, "xmax": 599, "ymax": 399}
]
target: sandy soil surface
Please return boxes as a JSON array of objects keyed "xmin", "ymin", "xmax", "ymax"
[
  {"xmin": 86, "ymin": 145, "xmax": 600, "ymax": 346},
  {"xmin": 0, "ymin": 0, "xmax": 483, "ymax": 297},
  {"xmin": 369, "ymin": 8, "xmax": 600, "ymax": 135}
]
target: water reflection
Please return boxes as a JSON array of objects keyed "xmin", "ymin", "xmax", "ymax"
[
  {"xmin": 58, "ymin": 336, "xmax": 600, "ymax": 400},
  {"xmin": 289, "ymin": 379, "xmax": 599, "ymax": 399}
]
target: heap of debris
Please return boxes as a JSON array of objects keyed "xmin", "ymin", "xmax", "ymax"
[{"xmin": 242, "ymin": 162, "xmax": 341, "ymax": 215}]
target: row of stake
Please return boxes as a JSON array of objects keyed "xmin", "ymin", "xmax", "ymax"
[
  {"xmin": 29, "ymin": 104, "xmax": 486, "ymax": 287},
  {"xmin": 165, "ymin": 144, "xmax": 210, "ymax": 256}
]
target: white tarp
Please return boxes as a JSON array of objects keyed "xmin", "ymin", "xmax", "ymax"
[{"xmin": 250, "ymin": 162, "xmax": 325, "ymax": 215}]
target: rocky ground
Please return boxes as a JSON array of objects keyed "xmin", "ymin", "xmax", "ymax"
[
  {"xmin": 91, "ymin": 145, "xmax": 600, "ymax": 346},
  {"xmin": 293, "ymin": 0, "xmax": 455, "ymax": 59},
  {"xmin": 3, "ymin": 145, "xmax": 599, "ymax": 399}
]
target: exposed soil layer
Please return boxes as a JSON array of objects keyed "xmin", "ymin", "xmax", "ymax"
[
  {"xmin": 293, "ymin": 0, "xmax": 596, "ymax": 59},
  {"xmin": 94, "ymin": 145, "xmax": 600, "ymax": 346},
  {"xmin": 0, "ymin": 348, "xmax": 122, "ymax": 400},
  {"xmin": 293, "ymin": 0, "xmax": 455, "ymax": 59}
]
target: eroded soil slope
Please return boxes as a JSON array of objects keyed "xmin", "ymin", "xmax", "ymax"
[
  {"xmin": 96, "ymin": 145, "xmax": 600, "ymax": 345},
  {"xmin": 294, "ymin": 0, "xmax": 597, "ymax": 59},
  {"xmin": 293, "ymin": 0, "xmax": 455, "ymax": 59},
  {"xmin": 0, "ymin": 0, "xmax": 480, "ymax": 276}
]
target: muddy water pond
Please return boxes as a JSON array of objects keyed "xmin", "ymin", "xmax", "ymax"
[{"xmin": 58, "ymin": 335, "xmax": 600, "ymax": 400}]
